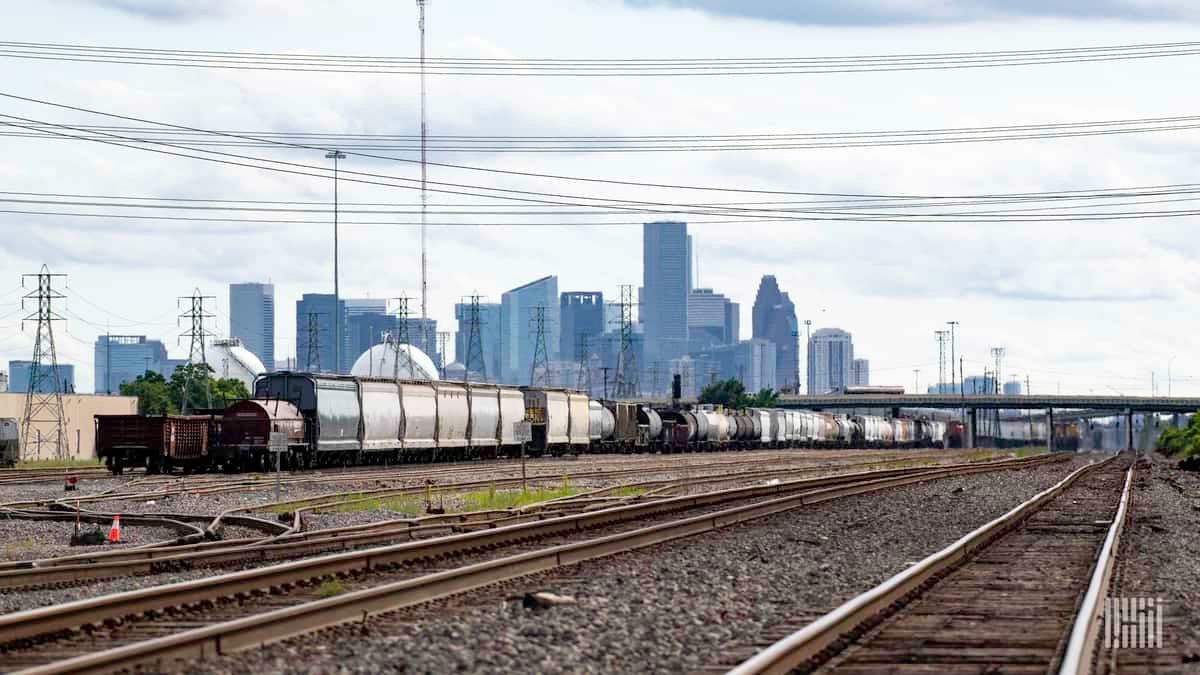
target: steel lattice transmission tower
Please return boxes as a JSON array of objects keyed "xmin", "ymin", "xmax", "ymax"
[
  {"xmin": 614, "ymin": 284, "xmax": 640, "ymax": 399},
  {"xmin": 575, "ymin": 333, "xmax": 591, "ymax": 394},
  {"xmin": 304, "ymin": 312, "xmax": 324, "ymax": 372},
  {"xmin": 991, "ymin": 347, "xmax": 1006, "ymax": 394},
  {"xmin": 528, "ymin": 306, "xmax": 550, "ymax": 387},
  {"xmin": 416, "ymin": 0, "xmax": 430, "ymax": 343},
  {"xmin": 462, "ymin": 294, "xmax": 487, "ymax": 383},
  {"xmin": 18, "ymin": 266, "xmax": 70, "ymax": 461},
  {"xmin": 178, "ymin": 289, "xmax": 215, "ymax": 413},
  {"xmin": 934, "ymin": 330, "xmax": 948, "ymax": 392},
  {"xmin": 391, "ymin": 295, "xmax": 415, "ymax": 379},
  {"xmin": 436, "ymin": 331, "xmax": 450, "ymax": 378}
]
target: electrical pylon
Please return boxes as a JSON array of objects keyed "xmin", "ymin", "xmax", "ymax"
[
  {"xmin": 392, "ymin": 295, "xmax": 414, "ymax": 379},
  {"xmin": 304, "ymin": 312, "xmax": 324, "ymax": 372},
  {"xmin": 934, "ymin": 330, "xmax": 948, "ymax": 392},
  {"xmin": 178, "ymin": 289, "xmax": 215, "ymax": 413},
  {"xmin": 575, "ymin": 333, "xmax": 591, "ymax": 394},
  {"xmin": 614, "ymin": 284, "xmax": 639, "ymax": 398},
  {"xmin": 436, "ymin": 331, "xmax": 450, "ymax": 378},
  {"xmin": 528, "ymin": 306, "xmax": 550, "ymax": 387},
  {"xmin": 463, "ymin": 294, "xmax": 487, "ymax": 383},
  {"xmin": 18, "ymin": 266, "xmax": 70, "ymax": 461}
]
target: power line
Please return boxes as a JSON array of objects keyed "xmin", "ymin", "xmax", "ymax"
[{"xmin": 1, "ymin": 39, "xmax": 1198, "ymax": 75}]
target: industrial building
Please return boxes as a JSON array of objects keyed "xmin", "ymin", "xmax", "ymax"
[{"xmin": 0, "ymin": 393, "xmax": 137, "ymax": 461}]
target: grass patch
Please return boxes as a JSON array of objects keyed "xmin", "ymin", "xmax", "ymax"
[
  {"xmin": 2, "ymin": 539, "xmax": 36, "ymax": 557},
  {"xmin": 1012, "ymin": 446, "xmax": 1048, "ymax": 458},
  {"xmin": 15, "ymin": 458, "xmax": 103, "ymax": 469},
  {"xmin": 609, "ymin": 486, "xmax": 648, "ymax": 498},
  {"xmin": 314, "ymin": 579, "xmax": 344, "ymax": 598},
  {"xmin": 329, "ymin": 495, "xmax": 422, "ymax": 516},
  {"xmin": 461, "ymin": 484, "xmax": 580, "ymax": 511}
]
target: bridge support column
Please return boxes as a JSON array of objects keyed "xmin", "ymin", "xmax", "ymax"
[
  {"xmin": 1046, "ymin": 408, "xmax": 1054, "ymax": 453},
  {"xmin": 1125, "ymin": 408, "xmax": 1134, "ymax": 453},
  {"xmin": 966, "ymin": 408, "xmax": 977, "ymax": 449}
]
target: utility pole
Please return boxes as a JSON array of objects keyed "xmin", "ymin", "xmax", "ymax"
[
  {"xmin": 804, "ymin": 319, "xmax": 812, "ymax": 395},
  {"xmin": 599, "ymin": 366, "xmax": 612, "ymax": 400},
  {"xmin": 19, "ymin": 266, "xmax": 70, "ymax": 461},
  {"xmin": 304, "ymin": 312, "xmax": 324, "ymax": 372},
  {"xmin": 947, "ymin": 321, "xmax": 959, "ymax": 394},
  {"xmin": 528, "ymin": 306, "xmax": 550, "ymax": 387},
  {"xmin": 463, "ymin": 294, "xmax": 487, "ymax": 383},
  {"xmin": 416, "ymin": 0, "xmax": 430, "ymax": 340},
  {"xmin": 1025, "ymin": 375, "xmax": 1031, "ymax": 396},
  {"xmin": 613, "ymin": 284, "xmax": 639, "ymax": 398},
  {"xmin": 178, "ymin": 289, "xmax": 215, "ymax": 413},
  {"xmin": 934, "ymin": 330, "xmax": 948, "ymax": 393},
  {"xmin": 913, "ymin": 368, "xmax": 920, "ymax": 395},
  {"xmin": 325, "ymin": 149, "xmax": 346, "ymax": 374}
]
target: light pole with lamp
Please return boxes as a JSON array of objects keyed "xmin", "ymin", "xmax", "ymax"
[{"xmin": 326, "ymin": 149, "xmax": 346, "ymax": 374}]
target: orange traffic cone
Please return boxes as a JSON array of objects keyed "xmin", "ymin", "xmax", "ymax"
[{"xmin": 107, "ymin": 514, "xmax": 121, "ymax": 543}]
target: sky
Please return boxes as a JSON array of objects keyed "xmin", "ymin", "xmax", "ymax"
[{"xmin": 1, "ymin": 0, "xmax": 1199, "ymax": 396}]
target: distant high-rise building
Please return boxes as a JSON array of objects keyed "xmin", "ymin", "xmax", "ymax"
[
  {"xmin": 752, "ymin": 276, "xmax": 798, "ymax": 391},
  {"xmin": 228, "ymin": 282, "xmax": 274, "ymax": 370},
  {"xmin": 850, "ymin": 358, "xmax": 870, "ymax": 387},
  {"xmin": 691, "ymin": 339, "xmax": 777, "ymax": 393},
  {"xmin": 1003, "ymin": 380, "xmax": 1022, "ymax": 395},
  {"xmin": 0, "ymin": 370, "xmax": 7, "ymax": 392},
  {"xmin": 345, "ymin": 311, "xmax": 398, "ymax": 370},
  {"xmin": 295, "ymin": 293, "xmax": 344, "ymax": 373},
  {"xmin": 807, "ymin": 328, "xmax": 853, "ymax": 395},
  {"xmin": 94, "ymin": 335, "xmax": 176, "ymax": 394},
  {"xmin": 8, "ymin": 360, "xmax": 75, "ymax": 394},
  {"xmin": 963, "ymin": 374, "xmax": 996, "ymax": 394},
  {"xmin": 643, "ymin": 221, "xmax": 689, "ymax": 363},
  {"xmin": 687, "ymin": 289, "xmax": 738, "ymax": 351},
  {"xmin": 454, "ymin": 301, "xmax": 502, "ymax": 381},
  {"xmin": 500, "ymin": 276, "xmax": 559, "ymax": 384},
  {"xmin": 559, "ymin": 292, "xmax": 605, "ymax": 361},
  {"xmin": 401, "ymin": 317, "xmax": 439, "ymax": 368}
]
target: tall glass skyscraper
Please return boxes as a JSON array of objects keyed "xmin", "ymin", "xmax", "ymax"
[
  {"xmin": 643, "ymin": 221, "xmax": 690, "ymax": 364},
  {"xmin": 752, "ymin": 275, "xmax": 798, "ymax": 391},
  {"xmin": 229, "ymin": 283, "xmax": 274, "ymax": 371},
  {"xmin": 454, "ymin": 301, "xmax": 502, "ymax": 381},
  {"xmin": 500, "ymin": 276, "xmax": 558, "ymax": 384},
  {"xmin": 559, "ymin": 292, "xmax": 605, "ymax": 360},
  {"xmin": 295, "ymin": 293, "xmax": 344, "ymax": 374},
  {"xmin": 93, "ymin": 335, "xmax": 182, "ymax": 394},
  {"xmin": 807, "ymin": 328, "xmax": 854, "ymax": 395}
]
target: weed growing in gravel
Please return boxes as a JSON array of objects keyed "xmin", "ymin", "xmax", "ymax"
[
  {"xmin": 2, "ymin": 539, "xmax": 35, "ymax": 557},
  {"xmin": 315, "ymin": 579, "xmax": 344, "ymax": 598},
  {"xmin": 1013, "ymin": 446, "xmax": 1048, "ymax": 458},
  {"xmin": 461, "ymin": 485, "xmax": 580, "ymax": 511},
  {"xmin": 330, "ymin": 495, "xmax": 422, "ymax": 515},
  {"xmin": 609, "ymin": 486, "xmax": 647, "ymax": 498},
  {"xmin": 14, "ymin": 458, "xmax": 102, "ymax": 469}
]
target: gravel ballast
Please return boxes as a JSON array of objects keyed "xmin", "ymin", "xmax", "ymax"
[{"xmin": 188, "ymin": 453, "xmax": 1099, "ymax": 674}]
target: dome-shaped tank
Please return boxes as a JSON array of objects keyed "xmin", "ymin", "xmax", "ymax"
[
  {"xmin": 208, "ymin": 338, "xmax": 266, "ymax": 393},
  {"xmin": 350, "ymin": 343, "xmax": 440, "ymax": 381}
]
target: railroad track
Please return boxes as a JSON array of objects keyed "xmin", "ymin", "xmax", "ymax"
[
  {"xmin": 0, "ymin": 454, "xmax": 1066, "ymax": 673},
  {"xmin": 725, "ymin": 454, "xmax": 1134, "ymax": 675}
]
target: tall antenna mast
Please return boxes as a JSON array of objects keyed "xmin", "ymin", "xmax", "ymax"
[{"xmin": 417, "ymin": 0, "xmax": 429, "ymax": 336}]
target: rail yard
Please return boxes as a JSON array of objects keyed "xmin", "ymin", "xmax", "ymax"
[{"xmin": 0, "ymin": 444, "xmax": 1193, "ymax": 674}]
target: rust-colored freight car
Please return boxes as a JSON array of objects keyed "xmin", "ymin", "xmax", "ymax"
[
  {"xmin": 95, "ymin": 415, "xmax": 211, "ymax": 474},
  {"xmin": 217, "ymin": 399, "xmax": 305, "ymax": 470}
]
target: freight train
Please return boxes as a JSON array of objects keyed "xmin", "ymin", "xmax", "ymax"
[
  {"xmin": 96, "ymin": 372, "xmax": 950, "ymax": 474},
  {"xmin": 0, "ymin": 418, "xmax": 19, "ymax": 466}
]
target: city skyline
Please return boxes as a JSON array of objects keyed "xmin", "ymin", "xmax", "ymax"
[{"xmin": 1, "ymin": 1, "xmax": 1196, "ymax": 396}]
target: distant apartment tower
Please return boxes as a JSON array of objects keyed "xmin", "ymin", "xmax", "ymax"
[
  {"xmin": 8, "ymin": 360, "xmax": 75, "ymax": 394},
  {"xmin": 691, "ymin": 339, "xmax": 777, "ymax": 393},
  {"xmin": 500, "ymin": 276, "xmax": 559, "ymax": 384},
  {"xmin": 1003, "ymin": 380, "xmax": 1022, "ymax": 395},
  {"xmin": 807, "ymin": 328, "xmax": 853, "ymax": 395},
  {"xmin": 687, "ymin": 289, "xmax": 738, "ymax": 351},
  {"xmin": 643, "ymin": 221, "xmax": 690, "ymax": 364},
  {"xmin": 752, "ymin": 276, "xmax": 798, "ymax": 391},
  {"xmin": 850, "ymin": 358, "xmax": 870, "ymax": 387},
  {"xmin": 963, "ymin": 374, "xmax": 996, "ymax": 394},
  {"xmin": 559, "ymin": 292, "xmax": 605, "ymax": 360},
  {"xmin": 94, "ymin": 335, "xmax": 175, "ymax": 394},
  {"xmin": 228, "ymin": 283, "xmax": 275, "ymax": 371},
  {"xmin": 454, "ymin": 301, "xmax": 503, "ymax": 380}
]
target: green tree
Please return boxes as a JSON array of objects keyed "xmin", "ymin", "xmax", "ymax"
[
  {"xmin": 119, "ymin": 371, "xmax": 176, "ymax": 415},
  {"xmin": 1157, "ymin": 412, "xmax": 1200, "ymax": 459},
  {"xmin": 167, "ymin": 363, "xmax": 250, "ymax": 412},
  {"xmin": 698, "ymin": 378, "xmax": 748, "ymax": 408},
  {"xmin": 748, "ymin": 388, "xmax": 779, "ymax": 407}
]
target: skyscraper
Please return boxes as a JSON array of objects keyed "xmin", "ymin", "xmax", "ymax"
[
  {"xmin": 807, "ymin": 328, "xmax": 854, "ymax": 395},
  {"xmin": 687, "ymin": 288, "xmax": 738, "ymax": 351},
  {"xmin": 8, "ymin": 360, "xmax": 75, "ymax": 394},
  {"xmin": 643, "ymin": 221, "xmax": 689, "ymax": 363},
  {"xmin": 500, "ymin": 276, "xmax": 559, "ymax": 384},
  {"xmin": 295, "ymin": 293, "xmax": 344, "ymax": 374},
  {"xmin": 94, "ymin": 335, "xmax": 177, "ymax": 394},
  {"xmin": 228, "ymin": 283, "xmax": 275, "ymax": 370},
  {"xmin": 752, "ymin": 276, "xmax": 798, "ymax": 391},
  {"xmin": 691, "ymin": 339, "xmax": 777, "ymax": 392},
  {"xmin": 851, "ymin": 358, "xmax": 870, "ymax": 387},
  {"xmin": 559, "ymin": 292, "xmax": 605, "ymax": 360}
]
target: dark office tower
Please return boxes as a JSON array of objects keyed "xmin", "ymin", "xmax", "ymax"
[
  {"xmin": 229, "ymin": 283, "xmax": 275, "ymax": 370},
  {"xmin": 295, "ymin": 293, "xmax": 344, "ymax": 374},
  {"xmin": 559, "ymin": 292, "xmax": 605, "ymax": 358},
  {"xmin": 643, "ymin": 221, "xmax": 689, "ymax": 363},
  {"xmin": 752, "ymin": 275, "xmax": 798, "ymax": 391}
]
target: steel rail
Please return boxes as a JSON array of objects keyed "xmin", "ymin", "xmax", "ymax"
[
  {"xmin": 0, "ymin": 458, "xmax": 1041, "ymax": 592},
  {"xmin": 0, "ymin": 455, "xmax": 1062, "ymax": 648},
  {"xmin": 727, "ymin": 455, "xmax": 1119, "ymax": 675},
  {"xmin": 1058, "ymin": 464, "xmax": 1136, "ymax": 675},
  {"xmin": 8, "ymin": 454, "xmax": 1067, "ymax": 675}
]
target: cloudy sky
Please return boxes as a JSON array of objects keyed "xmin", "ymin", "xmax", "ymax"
[{"xmin": 1, "ymin": 0, "xmax": 1198, "ymax": 395}]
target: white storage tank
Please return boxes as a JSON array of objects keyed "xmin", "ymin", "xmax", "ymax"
[
  {"xmin": 208, "ymin": 338, "xmax": 266, "ymax": 394},
  {"xmin": 350, "ymin": 343, "xmax": 439, "ymax": 381}
]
